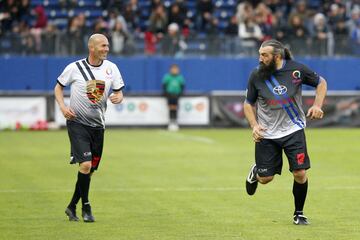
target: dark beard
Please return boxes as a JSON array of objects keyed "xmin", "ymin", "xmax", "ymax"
[{"xmin": 258, "ymin": 59, "xmax": 277, "ymax": 80}]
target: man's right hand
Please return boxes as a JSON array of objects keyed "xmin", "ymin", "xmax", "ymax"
[
  {"xmin": 61, "ymin": 106, "xmax": 76, "ymax": 120},
  {"xmin": 252, "ymin": 124, "xmax": 266, "ymax": 142}
]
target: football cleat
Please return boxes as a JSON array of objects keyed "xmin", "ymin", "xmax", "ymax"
[
  {"xmin": 293, "ymin": 213, "xmax": 309, "ymax": 225},
  {"xmin": 82, "ymin": 205, "xmax": 95, "ymax": 222},
  {"xmin": 65, "ymin": 207, "xmax": 79, "ymax": 221},
  {"xmin": 246, "ymin": 164, "xmax": 258, "ymax": 195}
]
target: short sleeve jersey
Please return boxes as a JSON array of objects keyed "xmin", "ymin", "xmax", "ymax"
[
  {"xmin": 162, "ymin": 73, "xmax": 185, "ymax": 95},
  {"xmin": 57, "ymin": 58, "xmax": 125, "ymax": 128},
  {"xmin": 245, "ymin": 60, "xmax": 320, "ymax": 139}
]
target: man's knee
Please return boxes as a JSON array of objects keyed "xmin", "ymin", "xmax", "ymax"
[
  {"xmin": 79, "ymin": 161, "xmax": 92, "ymax": 174},
  {"xmin": 258, "ymin": 175, "xmax": 274, "ymax": 184},
  {"xmin": 293, "ymin": 169, "xmax": 307, "ymax": 183}
]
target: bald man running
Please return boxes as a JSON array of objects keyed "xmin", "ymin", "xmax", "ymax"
[{"xmin": 55, "ymin": 34, "xmax": 125, "ymax": 222}]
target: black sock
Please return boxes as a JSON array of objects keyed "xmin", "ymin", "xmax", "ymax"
[
  {"xmin": 293, "ymin": 179, "xmax": 308, "ymax": 215},
  {"xmin": 170, "ymin": 109, "xmax": 177, "ymax": 121},
  {"xmin": 77, "ymin": 171, "xmax": 91, "ymax": 208},
  {"xmin": 68, "ymin": 181, "xmax": 80, "ymax": 209}
]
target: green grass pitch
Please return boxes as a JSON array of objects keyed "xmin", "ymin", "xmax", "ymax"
[{"xmin": 0, "ymin": 128, "xmax": 359, "ymax": 240}]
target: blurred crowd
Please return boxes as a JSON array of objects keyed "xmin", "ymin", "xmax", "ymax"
[{"xmin": 1, "ymin": 0, "xmax": 360, "ymax": 56}]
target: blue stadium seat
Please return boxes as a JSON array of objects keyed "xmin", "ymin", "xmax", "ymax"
[
  {"xmin": 45, "ymin": 9, "xmax": 68, "ymax": 19},
  {"xmin": 31, "ymin": 0, "xmax": 44, "ymax": 7},
  {"xmin": 84, "ymin": 10, "xmax": 104, "ymax": 18},
  {"xmin": 138, "ymin": 1, "xmax": 151, "ymax": 8}
]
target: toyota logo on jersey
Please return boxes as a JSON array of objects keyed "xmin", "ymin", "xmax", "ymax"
[{"xmin": 273, "ymin": 85, "xmax": 287, "ymax": 95}]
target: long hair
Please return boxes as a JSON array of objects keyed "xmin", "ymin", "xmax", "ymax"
[{"xmin": 260, "ymin": 39, "xmax": 293, "ymax": 60}]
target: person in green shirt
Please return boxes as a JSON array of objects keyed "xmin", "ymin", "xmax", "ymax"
[{"xmin": 162, "ymin": 64, "xmax": 185, "ymax": 131}]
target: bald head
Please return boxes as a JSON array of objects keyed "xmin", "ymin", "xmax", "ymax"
[
  {"xmin": 88, "ymin": 34, "xmax": 108, "ymax": 48},
  {"xmin": 87, "ymin": 33, "xmax": 109, "ymax": 65}
]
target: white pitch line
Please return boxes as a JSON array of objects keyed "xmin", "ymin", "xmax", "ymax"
[
  {"xmin": 1, "ymin": 186, "xmax": 360, "ymax": 193},
  {"xmin": 158, "ymin": 131, "xmax": 215, "ymax": 144}
]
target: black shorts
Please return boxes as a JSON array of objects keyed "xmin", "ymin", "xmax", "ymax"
[
  {"xmin": 66, "ymin": 120, "xmax": 104, "ymax": 172},
  {"xmin": 166, "ymin": 94, "xmax": 179, "ymax": 106},
  {"xmin": 255, "ymin": 129, "xmax": 310, "ymax": 177}
]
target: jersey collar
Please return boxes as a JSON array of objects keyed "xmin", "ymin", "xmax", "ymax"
[{"xmin": 86, "ymin": 57, "xmax": 103, "ymax": 67}]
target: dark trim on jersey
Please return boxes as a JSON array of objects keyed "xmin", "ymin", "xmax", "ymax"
[
  {"xmin": 57, "ymin": 80, "xmax": 66, "ymax": 87},
  {"xmin": 270, "ymin": 76, "xmax": 305, "ymax": 128},
  {"xmin": 112, "ymin": 86, "xmax": 125, "ymax": 92},
  {"xmin": 245, "ymin": 99, "xmax": 256, "ymax": 105},
  {"xmin": 86, "ymin": 57, "xmax": 103, "ymax": 67},
  {"xmin": 265, "ymin": 77, "xmax": 304, "ymax": 129},
  {"xmin": 82, "ymin": 60, "xmax": 96, "ymax": 80},
  {"xmin": 75, "ymin": 62, "xmax": 89, "ymax": 81}
]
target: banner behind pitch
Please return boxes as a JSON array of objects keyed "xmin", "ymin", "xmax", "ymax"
[
  {"xmin": 55, "ymin": 96, "xmax": 210, "ymax": 126},
  {"xmin": 0, "ymin": 97, "xmax": 46, "ymax": 129}
]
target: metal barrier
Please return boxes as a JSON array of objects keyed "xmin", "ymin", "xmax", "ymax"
[{"xmin": 0, "ymin": 31, "xmax": 358, "ymax": 57}]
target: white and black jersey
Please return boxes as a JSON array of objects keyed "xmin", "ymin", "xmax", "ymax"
[
  {"xmin": 57, "ymin": 58, "xmax": 125, "ymax": 128},
  {"xmin": 245, "ymin": 60, "xmax": 320, "ymax": 139}
]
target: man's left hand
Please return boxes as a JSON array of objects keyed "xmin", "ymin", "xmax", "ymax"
[
  {"xmin": 109, "ymin": 92, "xmax": 123, "ymax": 104},
  {"xmin": 306, "ymin": 106, "xmax": 324, "ymax": 119}
]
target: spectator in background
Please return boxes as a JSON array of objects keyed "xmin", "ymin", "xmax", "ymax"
[
  {"xmin": 148, "ymin": 4, "xmax": 168, "ymax": 39},
  {"xmin": 123, "ymin": 0, "xmax": 140, "ymax": 33},
  {"xmin": 77, "ymin": 13, "xmax": 88, "ymax": 37},
  {"xmin": 144, "ymin": 30, "xmax": 157, "ymax": 55},
  {"xmin": 30, "ymin": 5, "xmax": 47, "ymax": 53},
  {"xmin": 196, "ymin": 0, "xmax": 214, "ymax": 31},
  {"xmin": 236, "ymin": 1, "xmax": 254, "ymax": 24},
  {"xmin": 67, "ymin": 16, "xmax": 85, "ymax": 55},
  {"xmin": 111, "ymin": 20, "xmax": 127, "ymax": 55},
  {"xmin": 205, "ymin": 17, "xmax": 220, "ymax": 55},
  {"xmin": 168, "ymin": 2, "xmax": 185, "ymax": 28},
  {"xmin": 162, "ymin": 64, "xmax": 185, "ymax": 131},
  {"xmin": 173, "ymin": 0, "xmax": 188, "ymax": 17},
  {"xmin": 286, "ymin": 14, "xmax": 310, "ymax": 56},
  {"xmin": 327, "ymin": 2, "xmax": 346, "ymax": 29},
  {"xmin": 108, "ymin": 10, "xmax": 128, "ymax": 34},
  {"xmin": 151, "ymin": 0, "xmax": 163, "ymax": 10},
  {"xmin": 18, "ymin": 0, "xmax": 31, "ymax": 25},
  {"xmin": 271, "ymin": 14, "xmax": 287, "ymax": 43},
  {"xmin": 93, "ymin": 17, "xmax": 109, "ymax": 37},
  {"xmin": 288, "ymin": 0, "xmax": 311, "ymax": 31},
  {"xmin": 254, "ymin": 3, "xmax": 273, "ymax": 42},
  {"xmin": 333, "ymin": 19, "xmax": 350, "ymax": 55},
  {"xmin": 311, "ymin": 13, "xmax": 330, "ymax": 56},
  {"xmin": 225, "ymin": 15, "xmax": 240, "ymax": 54},
  {"xmin": 111, "ymin": 19, "xmax": 135, "ymax": 55},
  {"xmin": 225, "ymin": 15, "xmax": 239, "ymax": 36},
  {"xmin": 161, "ymin": 22, "xmax": 186, "ymax": 56},
  {"xmin": 0, "ymin": 0, "xmax": 19, "ymax": 34},
  {"xmin": 346, "ymin": 7, "xmax": 360, "ymax": 35},
  {"xmin": 170, "ymin": 0, "xmax": 191, "ymax": 38},
  {"xmin": 350, "ymin": 19, "xmax": 360, "ymax": 55},
  {"xmin": 41, "ymin": 23, "xmax": 59, "ymax": 54},
  {"xmin": 19, "ymin": 23, "xmax": 36, "ymax": 55},
  {"xmin": 238, "ymin": 15, "xmax": 263, "ymax": 56}
]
